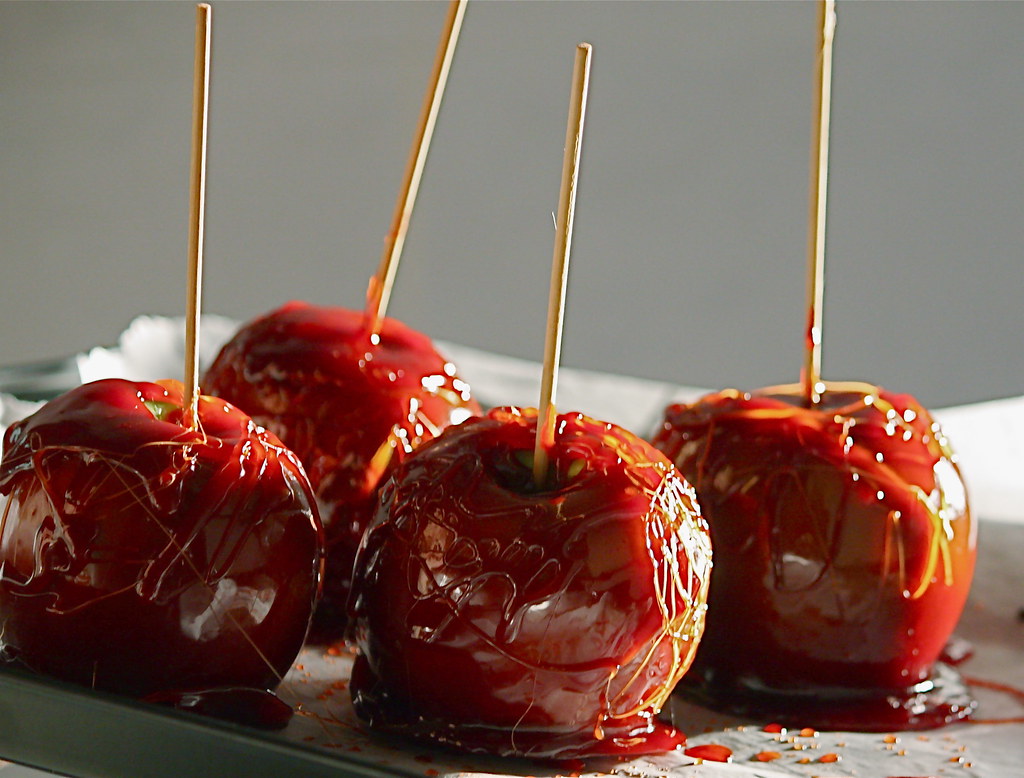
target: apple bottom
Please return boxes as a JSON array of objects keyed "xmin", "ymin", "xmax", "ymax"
[
  {"xmin": 350, "ymin": 653, "xmax": 686, "ymax": 760},
  {"xmin": 0, "ymin": 568, "xmax": 315, "ymax": 698},
  {"xmin": 0, "ymin": 446, "xmax": 319, "ymax": 699},
  {"xmin": 674, "ymin": 485, "xmax": 976, "ymax": 731},
  {"xmin": 669, "ymin": 508, "xmax": 977, "ymax": 734}
]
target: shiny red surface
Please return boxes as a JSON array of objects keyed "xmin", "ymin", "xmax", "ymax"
[
  {"xmin": 349, "ymin": 407, "xmax": 712, "ymax": 759},
  {"xmin": 0, "ymin": 379, "xmax": 323, "ymax": 698},
  {"xmin": 203, "ymin": 302, "xmax": 479, "ymax": 637},
  {"xmin": 653, "ymin": 382, "xmax": 977, "ymax": 729}
]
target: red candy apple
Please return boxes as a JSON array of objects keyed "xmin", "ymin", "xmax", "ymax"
[
  {"xmin": 653, "ymin": 382, "xmax": 977, "ymax": 730},
  {"xmin": 0, "ymin": 379, "xmax": 323, "ymax": 699},
  {"xmin": 348, "ymin": 406, "xmax": 712, "ymax": 759},
  {"xmin": 203, "ymin": 301, "xmax": 480, "ymax": 637}
]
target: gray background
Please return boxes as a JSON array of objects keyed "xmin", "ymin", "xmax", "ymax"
[{"xmin": 2, "ymin": 0, "xmax": 1021, "ymax": 408}]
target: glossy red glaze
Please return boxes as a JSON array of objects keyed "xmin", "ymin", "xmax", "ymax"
[
  {"xmin": 653, "ymin": 382, "xmax": 977, "ymax": 730},
  {"xmin": 203, "ymin": 302, "xmax": 480, "ymax": 638},
  {"xmin": 349, "ymin": 407, "xmax": 712, "ymax": 759},
  {"xmin": 0, "ymin": 379, "xmax": 323, "ymax": 697}
]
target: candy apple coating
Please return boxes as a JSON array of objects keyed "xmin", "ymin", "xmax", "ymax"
[
  {"xmin": 0, "ymin": 379, "xmax": 323, "ymax": 698},
  {"xmin": 203, "ymin": 301, "xmax": 480, "ymax": 637},
  {"xmin": 652, "ymin": 382, "xmax": 977, "ymax": 730},
  {"xmin": 348, "ymin": 407, "xmax": 713, "ymax": 759}
]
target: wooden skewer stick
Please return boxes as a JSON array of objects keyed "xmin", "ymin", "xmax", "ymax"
[
  {"xmin": 533, "ymin": 43, "xmax": 592, "ymax": 488},
  {"xmin": 184, "ymin": 2, "xmax": 212, "ymax": 426},
  {"xmin": 365, "ymin": 0, "xmax": 468, "ymax": 336},
  {"xmin": 800, "ymin": 0, "xmax": 836, "ymax": 406}
]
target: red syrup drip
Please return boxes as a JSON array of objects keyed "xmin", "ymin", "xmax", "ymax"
[
  {"xmin": 555, "ymin": 758, "xmax": 585, "ymax": 774},
  {"xmin": 348, "ymin": 407, "xmax": 711, "ymax": 759},
  {"xmin": 203, "ymin": 301, "xmax": 480, "ymax": 639},
  {"xmin": 145, "ymin": 686, "xmax": 294, "ymax": 730},
  {"xmin": 684, "ymin": 743, "xmax": 732, "ymax": 762},
  {"xmin": 653, "ymin": 383, "xmax": 977, "ymax": 731}
]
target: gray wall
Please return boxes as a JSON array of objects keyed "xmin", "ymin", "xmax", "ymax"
[{"xmin": 2, "ymin": 1, "xmax": 1021, "ymax": 408}]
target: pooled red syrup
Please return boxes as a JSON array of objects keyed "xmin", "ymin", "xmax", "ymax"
[
  {"xmin": 204, "ymin": 302, "xmax": 479, "ymax": 639},
  {"xmin": 960, "ymin": 676, "xmax": 1024, "ymax": 724},
  {"xmin": 145, "ymin": 686, "xmax": 294, "ymax": 730},
  {"xmin": 684, "ymin": 743, "xmax": 733, "ymax": 762},
  {"xmin": 940, "ymin": 636, "xmax": 974, "ymax": 666},
  {"xmin": 348, "ymin": 407, "xmax": 712, "ymax": 759},
  {"xmin": 653, "ymin": 382, "xmax": 977, "ymax": 731},
  {"xmin": 0, "ymin": 379, "xmax": 323, "ymax": 700}
]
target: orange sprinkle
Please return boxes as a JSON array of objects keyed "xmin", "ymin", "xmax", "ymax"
[
  {"xmin": 883, "ymin": 734, "xmax": 900, "ymax": 744},
  {"xmin": 762, "ymin": 722, "xmax": 787, "ymax": 734},
  {"xmin": 796, "ymin": 757, "xmax": 811, "ymax": 764},
  {"xmin": 754, "ymin": 751, "xmax": 782, "ymax": 762},
  {"xmin": 799, "ymin": 727, "xmax": 818, "ymax": 737},
  {"xmin": 818, "ymin": 753, "xmax": 841, "ymax": 763},
  {"xmin": 325, "ymin": 641, "xmax": 356, "ymax": 657}
]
